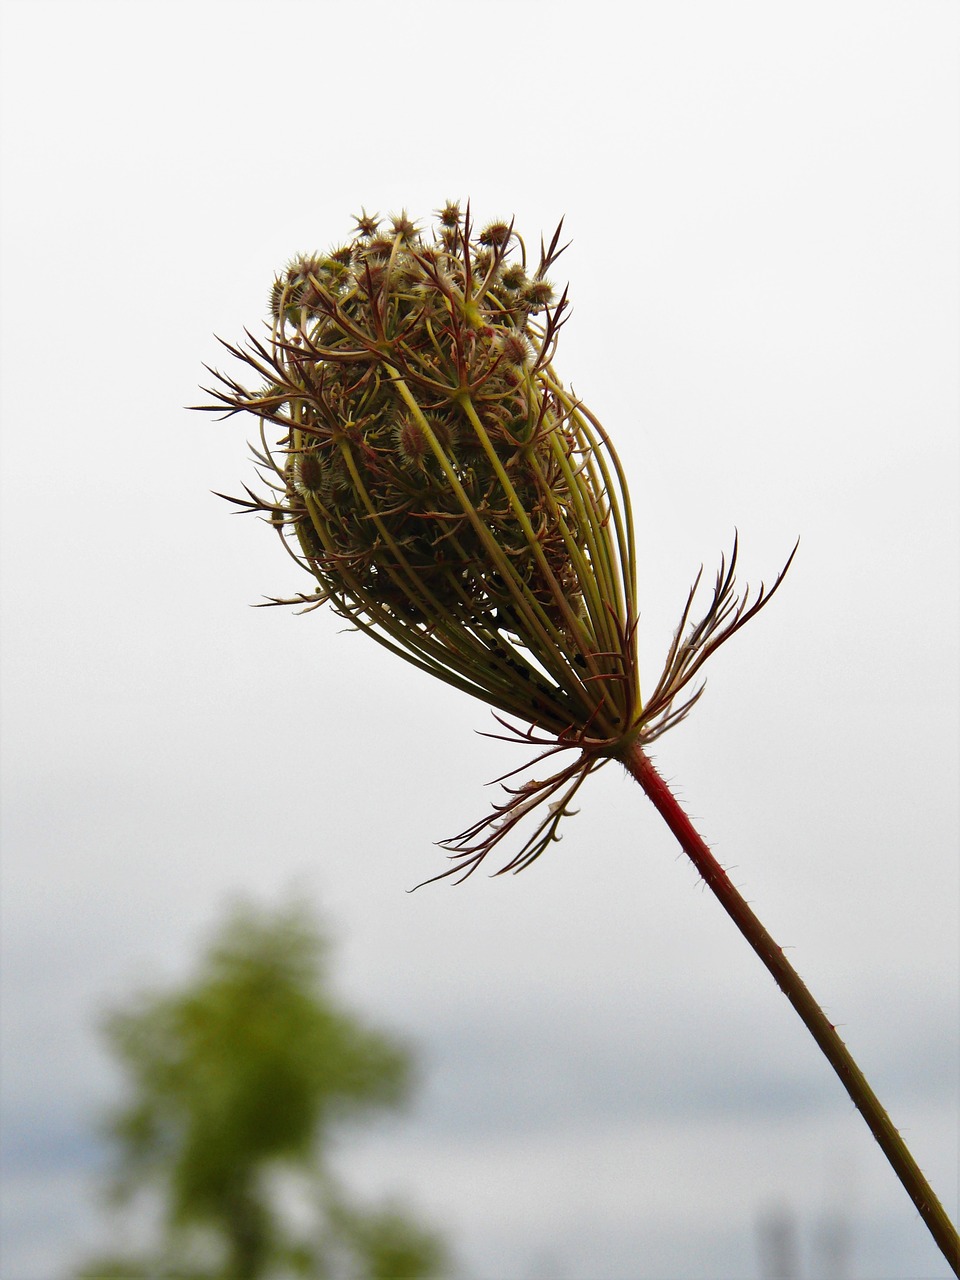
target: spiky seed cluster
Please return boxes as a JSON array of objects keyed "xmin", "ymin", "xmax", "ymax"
[
  {"xmin": 202, "ymin": 207, "xmax": 638, "ymax": 734},
  {"xmin": 199, "ymin": 205, "xmax": 793, "ymax": 880}
]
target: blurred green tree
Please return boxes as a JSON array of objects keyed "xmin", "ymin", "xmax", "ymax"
[{"xmin": 76, "ymin": 900, "xmax": 450, "ymax": 1279}]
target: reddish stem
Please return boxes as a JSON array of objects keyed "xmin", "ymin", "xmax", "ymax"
[{"xmin": 623, "ymin": 742, "xmax": 959, "ymax": 1274}]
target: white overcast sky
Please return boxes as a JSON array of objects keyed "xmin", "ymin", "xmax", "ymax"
[{"xmin": 1, "ymin": 2, "xmax": 958, "ymax": 1278}]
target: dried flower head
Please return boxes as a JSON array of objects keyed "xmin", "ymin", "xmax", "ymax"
[{"xmin": 198, "ymin": 204, "xmax": 793, "ymax": 880}]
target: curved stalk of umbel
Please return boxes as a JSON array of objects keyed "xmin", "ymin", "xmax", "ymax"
[{"xmin": 196, "ymin": 204, "xmax": 959, "ymax": 1273}]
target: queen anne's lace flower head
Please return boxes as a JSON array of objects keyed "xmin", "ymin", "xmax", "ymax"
[{"xmin": 199, "ymin": 204, "xmax": 793, "ymax": 880}]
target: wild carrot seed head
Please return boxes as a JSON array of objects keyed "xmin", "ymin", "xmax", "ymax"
[{"xmin": 198, "ymin": 204, "xmax": 792, "ymax": 878}]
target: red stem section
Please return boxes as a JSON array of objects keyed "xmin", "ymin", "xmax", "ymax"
[{"xmin": 623, "ymin": 743, "xmax": 959, "ymax": 1275}]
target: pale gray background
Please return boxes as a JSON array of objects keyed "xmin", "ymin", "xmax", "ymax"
[{"xmin": 1, "ymin": 2, "xmax": 957, "ymax": 1277}]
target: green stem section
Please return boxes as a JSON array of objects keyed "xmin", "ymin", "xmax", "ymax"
[{"xmin": 622, "ymin": 742, "xmax": 959, "ymax": 1275}]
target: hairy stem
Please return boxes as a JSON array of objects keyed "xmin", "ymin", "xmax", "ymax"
[{"xmin": 622, "ymin": 742, "xmax": 959, "ymax": 1274}]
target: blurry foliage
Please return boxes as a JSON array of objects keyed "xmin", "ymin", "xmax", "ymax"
[{"xmin": 76, "ymin": 900, "xmax": 451, "ymax": 1279}]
